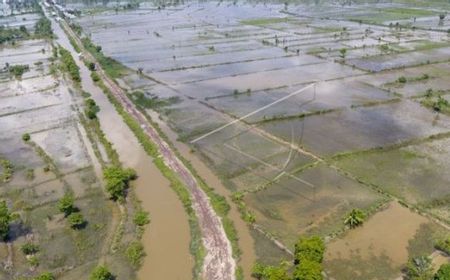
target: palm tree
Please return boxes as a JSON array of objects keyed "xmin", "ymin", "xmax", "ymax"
[{"xmin": 344, "ymin": 208, "xmax": 365, "ymax": 228}]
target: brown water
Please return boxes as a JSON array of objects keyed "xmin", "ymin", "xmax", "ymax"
[
  {"xmin": 326, "ymin": 202, "xmax": 429, "ymax": 265},
  {"xmin": 49, "ymin": 16, "xmax": 193, "ymax": 279},
  {"xmin": 149, "ymin": 111, "xmax": 257, "ymax": 279}
]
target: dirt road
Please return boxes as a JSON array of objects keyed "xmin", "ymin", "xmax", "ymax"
[{"xmin": 57, "ymin": 17, "xmax": 236, "ymax": 280}]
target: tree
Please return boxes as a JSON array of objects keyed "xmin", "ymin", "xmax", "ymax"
[
  {"xmin": 0, "ymin": 201, "xmax": 13, "ymax": 241},
  {"xmin": 22, "ymin": 133, "xmax": 30, "ymax": 142},
  {"xmin": 58, "ymin": 193, "xmax": 75, "ymax": 216},
  {"xmin": 339, "ymin": 48, "xmax": 347, "ymax": 59},
  {"xmin": 68, "ymin": 212, "xmax": 85, "ymax": 229},
  {"xmin": 293, "ymin": 259, "xmax": 323, "ymax": 280},
  {"xmin": 90, "ymin": 265, "xmax": 114, "ymax": 280},
  {"xmin": 294, "ymin": 236, "xmax": 325, "ymax": 264},
  {"xmin": 103, "ymin": 166, "xmax": 137, "ymax": 200},
  {"xmin": 434, "ymin": 264, "xmax": 450, "ymax": 280},
  {"xmin": 33, "ymin": 272, "xmax": 54, "ymax": 280},
  {"xmin": 344, "ymin": 208, "xmax": 366, "ymax": 228},
  {"xmin": 405, "ymin": 256, "xmax": 434, "ymax": 280},
  {"xmin": 88, "ymin": 62, "xmax": 96, "ymax": 71}
]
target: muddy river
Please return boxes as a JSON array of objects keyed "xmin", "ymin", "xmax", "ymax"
[{"xmin": 50, "ymin": 17, "xmax": 193, "ymax": 279}]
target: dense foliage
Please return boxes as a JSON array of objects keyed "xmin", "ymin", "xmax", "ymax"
[
  {"xmin": 90, "ymin": 265, "xmax": 114, "ymax": 280},
  {"xmin": 252, "ymin": 236, "xmax": 325, "ymax": 280},
  {"xmin": 0, "ymin": 26, "xmax": 29, "ymax": 44},
  {"xmin": 34, "ymin": 17, "xmax": 53, "ymax": 38},
  {"xmin": 59, "ymin": 47, "xmax": 81, "ymax": 82},
  {"xmin": 103, "ymin": 166, "xmax": 136, "ymax": 200},
  {"xmin": 0, "ymin": 200, "xmax": 13, "ymax": 241}
]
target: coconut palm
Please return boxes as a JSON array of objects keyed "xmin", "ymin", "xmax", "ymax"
[{"xmin": 344, "ymin": 208, "xmax": 366, "ymax": 228}]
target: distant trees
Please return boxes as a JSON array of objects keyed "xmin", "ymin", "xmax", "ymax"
[
  {"xmin": 344, "ymin": 208, "xmax": 366, "ymax": 228},
  {"xmin": 90, "ymin": 265, "xmax": 114, "ymax": 280}
]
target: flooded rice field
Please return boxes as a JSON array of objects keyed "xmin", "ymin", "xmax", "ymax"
[{"xmin": 31, "ymin": 0, "xmax": 450, "ymax": 278}]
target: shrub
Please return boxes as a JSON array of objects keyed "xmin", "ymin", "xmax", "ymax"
[
  {"xmin": 58, "ymin": 193, "xmax": 75, "ymax": 216},
  {"xmin": 435, "ymin": 264, "xmax": 450, "ymax": 280},
  {"xmin": 294, "ymin": 236, "xmax": 325, "ymax": 264},
  {"xmin": 67, "ymin": 212, "xmax": 85, "ymax": 229},
  {"xmin": 398, "ymin": 76, "xmax": 407, "ymax": 83},
  {"xmin": 22, "ymin": 133, "xmax": 30, "ymax": 142},
  {"xmin": 133, "ymin": 210, "xmax": 150, "ymax": 226},
  {"xmin": 126, "ymin": 241, "xmax": 145, "ymax": 267},
  {"xmin": 0, "ymin": 200, "xmax": 13, "ymax": 241},
  {"xmin": 90, "ymin": 265, "xmax": 114, "ymax": 280},
  {"xmin": 435, "ymin": 236, "xmax": 450, "ymax": 255},
  {"xmin": 21, "ymin": 242, "xmax": 39, "ymax": 255},
  {"xmin": 344, "ymin": 208, "xmax": 366, "ymax": 228}
]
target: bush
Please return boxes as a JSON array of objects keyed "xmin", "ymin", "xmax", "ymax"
[
  {"xmin": 293, "ymin": 259, "xmax": 323, "ymax": 280},
  {"xmin": 126, "ymin": 241, "xmax": 145, "ymax": 267},
  {"xmin": 88, "ymin": 62, "xmax": 96, "ymax": 71},
  {"xmin": 22, "ymin": 133, "xmax": 30, "ymax": 142},
  {"xmin": 59, "ymin": 47, "xmax": 80, "ymax": 83},
  {"xmin": 9, "ymin": 64, "xmax": 29, "ymax": 78},
  {"xmin": 67, "ymin": 212, "xmax": 85, "ymax": 229},
  {"xmin": 91, "ymin": 71, "xmax": 100, "ymax": 82},
  {"xmin": 85, "ymin": 98, "xmax": 100, "ymax": 119},
  {"xmin": 21, "ymin": 242, "xmax": 39, "ymax": 255},
  {"xmin": 398, "ymin": 76, "xmax": 407, "ymax": 83},
  {"xmin": 133, "ymin": 210, "xmax": 150, "ymax": 226},
  {"xmin": 58, "ymin": 193, "xmax": 75, "ymax": 216},
  {"xmin": 0, "ymin": 200, "xmax": 13, "ymax": 241},
  {"xmin": 294, "ymin": 236, "xmax": 325, "ymax": 264},
  {"xmin": 90, "ymin": 265, "xmax": 114, "ymax": 280},
  {"xmin": 435, "ymin": 236, "xmax": 450, "ymax": 255},
  {"xmin": 435, "ymin": 264, "xmax": 450, "ymax": 280}
]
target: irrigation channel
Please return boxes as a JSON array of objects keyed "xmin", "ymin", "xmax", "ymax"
[{"xmin": 46, "ymin": 8, "xmax": 237, "ymax": 280}]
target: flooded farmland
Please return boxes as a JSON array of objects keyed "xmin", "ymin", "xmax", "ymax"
[
  {"xmin": 2, "ymin": 0, "xmax": 450, "ymax": 279},
  {"xmin": 71, "ymin": 1, "xmax": 450, "ymax": 278}
]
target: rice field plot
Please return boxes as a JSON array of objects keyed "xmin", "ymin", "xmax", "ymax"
[
  {"xmin": 0, "ymin": 12, "xmax": 40, "ymax": 30},
  {"xmin": 359, "ymin": 62, "xmax": 450, "ymax": 97},
  {"xmin": 260, "ymin": 100, "xmax": 450, "ymax": 156},
  {"xmin": 332, "ymin": 136, "xmax": 450, "ymax": 214},
  {"xmin": 193, "ymin": 122, "xmax": 315, "ymax": 192},
  {"xmin": 152, "ymin": 54, "xmax": 323, "ymax": 85},
  {"xmin": 175, "ymin": 61, "xmax": 363, "ymax": 100},
  {"xmin": 348, "ymin": 45, "xmax": 450, "ymax": 72},
  {"xmin": 243, "ymin": 164, "xmax": 385, "ymax": 248},
  {"xmin": 204, "ymin": 79, "xmax": 394, "ymax": 124}
]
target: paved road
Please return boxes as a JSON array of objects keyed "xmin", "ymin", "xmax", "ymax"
[{"xmin": 57, "ymin": 16, "xmax": 236, "ymax": 280}]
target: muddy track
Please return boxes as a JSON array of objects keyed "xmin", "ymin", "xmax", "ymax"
[{"xmin": 58, "ymin": 19, "xmax": 236, "ymax": 280}]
